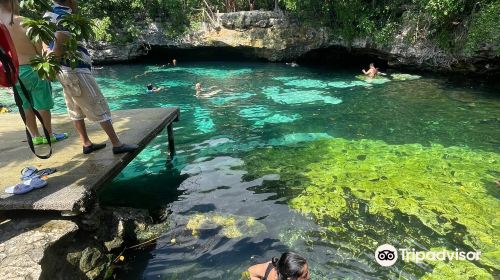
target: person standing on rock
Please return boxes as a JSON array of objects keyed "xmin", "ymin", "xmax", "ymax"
[
  {"xmin": 0, "ymin": 0, "xmax": 68, "ymax": 145},
  {"xmin": 45, "ymin": 0, "xmax": 138, "ymax": 154}
]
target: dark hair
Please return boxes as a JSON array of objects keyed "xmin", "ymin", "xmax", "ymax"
[
  {"xmin": 147, "ymin": 84, "xmax": 153, "ymax": 90},
  {"xmin": 272, "ymin": 252, "xmax": 308, "ymax": 280}
]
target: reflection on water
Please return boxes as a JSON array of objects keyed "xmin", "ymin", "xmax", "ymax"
[{"xmin": 56, "ymin": 62, "xmax": 498, "ymax": 279}]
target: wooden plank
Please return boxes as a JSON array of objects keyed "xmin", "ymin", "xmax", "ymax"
[{"xmin": 0, "ymin": 107, "xmax": 180, "ymax": 213}]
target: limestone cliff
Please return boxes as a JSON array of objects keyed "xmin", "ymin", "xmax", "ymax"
[{"xmin": 89, "ymin": 11, "xmax": 499, "ymax": 74}]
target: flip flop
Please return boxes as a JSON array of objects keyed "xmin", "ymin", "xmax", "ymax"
[
  {"xmin": 43, "ymin": 132, "xmax": 68, "ymax": 144},
  {"xmin": 32, "ymin": 137, "xmax": 44, "ymax": 145},
  {"xmin": 5, "ymin": 183, "xmax": 34, "ymax": 194},
  {"xmin": 23, "ymin": 177, "xmax": 48, "ymax": 189},
  {"xmin": 20, "ymin": 166, "xmax": 57, "ymax": 181}
]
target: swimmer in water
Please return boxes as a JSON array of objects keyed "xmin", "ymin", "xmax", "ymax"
[
  {"xmin": 362, "ymin": 63, "xmax": 379, "ymax": 78},
  {"xmin": 195, "ymin": 83, "xmax": 220, "ymax": 97},
  {"xmin": 146, "ymin": 84, "xmax": 164, "ymax": 93}
]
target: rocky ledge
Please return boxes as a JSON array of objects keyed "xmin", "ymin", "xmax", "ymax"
[
  {"xmin": 88, "ymin": 11, "xmax": 499, "ymax": 75},
  {"xmin": 0, "ymin": 207, "xmax": 168, "ymax": 280}
]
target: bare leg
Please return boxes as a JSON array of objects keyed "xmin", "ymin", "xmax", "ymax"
[
  {"xmin": 73, "ymin": 119, "xmax": 92, "ymax": 147},
  {"xmin": 24, "ymin": 109, "xmax": 39, "ymax": 137},
  {"xmin": 38, "ymin": 110, "xmax": 53, "ymax": 135},
  {"xmin": 99, "ymin": 120, "xmax": 122, "ymax": 147}
]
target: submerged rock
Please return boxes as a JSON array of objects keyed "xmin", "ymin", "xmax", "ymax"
[{"xmin": 186, "ymin": 212, "xmax": 266, "ymax": 239}]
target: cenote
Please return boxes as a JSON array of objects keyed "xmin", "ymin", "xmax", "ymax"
[{"xmin": 46, "ymin": 62, "xmax": 498, "ymax": 279}]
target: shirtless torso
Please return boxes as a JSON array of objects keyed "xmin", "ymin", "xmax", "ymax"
[{"xmin": 0, "ymin": 13, "xmax": 41, "ymax": 65}]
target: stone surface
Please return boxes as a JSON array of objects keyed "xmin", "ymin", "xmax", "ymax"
[
  {"xmin": 0, "ymin": 217, "xmax": 78, "ymax": 280},
  {"xmin": 0, "ymin": 107, "xmax": 180, "ymax": 213},
  {"xmin": 89, "ymin": 11, "xmax": 499, "ymax": 74}
]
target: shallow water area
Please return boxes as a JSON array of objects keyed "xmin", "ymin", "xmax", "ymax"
[{"xmin": 8, "ymin": 62, "xmax": 497, "ymax": 279}]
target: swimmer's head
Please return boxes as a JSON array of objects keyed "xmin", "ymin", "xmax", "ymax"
[
  {"xmin": 369, "ymin": 63, "xmax": 375, "ymax": 68},
  {"xmin": 147, "ymin": 84, "xmax": 153, "ymax": 90},
  {"xmin": 195, "ymin": 83, "xmax": 202, "ymax": 91},
  {"xmin": 273, "ymin": 252, "xmax": 309, "ymax": 280}
]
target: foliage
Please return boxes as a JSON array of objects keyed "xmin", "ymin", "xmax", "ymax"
[
  {"xmin": 92, "ymin": 17, "xmax": 112, "ymax": 42},
  {"xmin": 243, "ymin": 138, "xmax": 500, "ymax": 276},
  {"xmin": 465, "ymin": 1, "xmax": 500, "ymax": 55},
  {"xmin": 18, "ymin": 0, "xmax": 95, "ymax": 79},
  {"xmin": 29, "ymin": 51, "xmax": 61, "ymax": 81}
]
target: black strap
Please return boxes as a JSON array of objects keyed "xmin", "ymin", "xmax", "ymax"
[
  {"xmin": 0, "ymin": 47, "xmax": 52, "ymax": 159},
  {"xmin": 262, "ymin": 263, "xmax": 274, "ymax": 280}
]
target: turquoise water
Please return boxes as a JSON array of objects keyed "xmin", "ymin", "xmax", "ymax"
[{"xmin": 4, "ymin": 62, "xmax": 498, "ymax": 279}]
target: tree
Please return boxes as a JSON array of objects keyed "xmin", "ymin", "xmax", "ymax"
[{"xmin": 20, "ymin": 0, "xmax": 94, "ymax": 80}]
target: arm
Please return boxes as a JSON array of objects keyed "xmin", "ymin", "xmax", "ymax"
[
  {"xmin": 362, "ymin": 69, "xmax": 368, "ymax": 74},
  {"xmin": 52, "ymin": 31, "xmax": 71, "ymax": 58}
]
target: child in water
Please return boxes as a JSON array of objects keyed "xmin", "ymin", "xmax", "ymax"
[
  {"xmin": 247, "ymin": 252, "xmax": 310, "ymax": 280},
  {"xmin": 146, "ymin": 84, "xmax": 164, "ymax": 93}
]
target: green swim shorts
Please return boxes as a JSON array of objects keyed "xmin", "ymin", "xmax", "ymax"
[{"xmin": 14, "ymin": 65, "xmax": 54, "ymax": 110}]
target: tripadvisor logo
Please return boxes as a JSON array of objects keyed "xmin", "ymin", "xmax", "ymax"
[
  {"xmin": 375, "ymin": 244, "xmax": 398, "ymax": 267},
  {"xmin": 374, "ymin": 244, "xmax": 481, "ymax": 267}
]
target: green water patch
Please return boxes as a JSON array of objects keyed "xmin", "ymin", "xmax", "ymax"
[
  {"xmin": 242, "ymin": 138, "xmax": 499, "ymax": 276},
  {"xmin": 156, "ymin": 80, "xmax": 194, "ymax": 88},
  {"xmin": 327, "ymin": 80, "xmax": 370, "ymax": 88},
  {"xmin": 194, "ymin": 106, "xmax": 215, "ymax": 134},
  {"xmin": 355, "ymin": 75, "xmax": 391, "ymax": 84},
  {"xmin": 262, "ymin": 86, "xmax": 342, "ymax": 105},
  {"xmin": 273, "ymin": 76, "xmax": 370, "ymax": 89},
  {"xmin": 284, "ymin": 79, "xmax": 330, "ymax": 89},
  {"xmin": 391, "ymin": 73, "xmax": 422, "ymax": 81},
  {"xmin": 254, "ymin": 114, "xmax": 302, "ymax": 127},
  {"xmin": 239, "ymin": 105, "xmax": 272, "ymax": 119},
  {"xmin": 238, "ymin": 105, "xmax": 301, "ymax": 127},
  {"xmin": 211, "ymin": 92, "xmax": 255, "ymax": 106},
  {"xmin": 145, "ymin": 66, "xmax": 253, "ymax": 79}
]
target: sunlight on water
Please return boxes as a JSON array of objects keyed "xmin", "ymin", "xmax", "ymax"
[{"xmin": 5, "ymin": 62, "xmax": 495, "ymax": 279}]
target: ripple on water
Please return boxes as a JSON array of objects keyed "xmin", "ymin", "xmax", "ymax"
[
  {"xmin": 193, "ymin": 106, "xmax": 215, "ymax": 134},
  {"xmin": 262, "ymin": 86, "xmax": 342, "ymax": 105}
]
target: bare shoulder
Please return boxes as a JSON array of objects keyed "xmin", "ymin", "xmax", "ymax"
[{"xmin": 248, "ymin": 261, "xmax": 272, "ymax": 279}]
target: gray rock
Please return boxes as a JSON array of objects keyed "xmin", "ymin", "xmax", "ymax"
[{"xmin": 0, "ymin": 217, "xmax": 78, "ymax": 280}]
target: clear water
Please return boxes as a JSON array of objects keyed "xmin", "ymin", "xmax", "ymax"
[{"xmin": 5, "ymin": 62, "xmax": 498, "ymax": 279}]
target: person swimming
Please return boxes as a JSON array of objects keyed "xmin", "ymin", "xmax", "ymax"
[
  {"xmin": 286, "ymin": 62, "xmax": 299, "ymax": 67},
  {"xmin": 146, "ymin": 84, "xmax": 164, "ymax": 93},
  {"xmin": 247, "ymin": 252, "xmax": 310, "ymax": 280},
  {"xmin": 195, "ymin": 83, "xmax": 221, "ymax": 97},
  {"xmin": 362, "ymin": 63, "xmax": 379, "ymax": 78}
]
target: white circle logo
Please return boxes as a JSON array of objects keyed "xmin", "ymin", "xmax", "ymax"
[{"xmin": 375, "ymin": 244, "xmax": 398, "ymax": 267}]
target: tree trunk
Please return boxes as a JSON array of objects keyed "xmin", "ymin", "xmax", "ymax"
[{"xmin": 274, "ymin": 0, "xmax": 279, "ymax": 11}]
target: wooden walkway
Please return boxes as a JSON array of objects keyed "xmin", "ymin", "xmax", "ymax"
[{"xmin": 0, "ymin": 108, "xmax": 179, "ymax": 214}]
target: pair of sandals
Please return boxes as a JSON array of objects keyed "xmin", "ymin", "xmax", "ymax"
[
  {"xmin": 4, "ymin": 166, "xmax": 56, "ymax": 195},
  {"xmin": 32, "ymin": 132, "xmax": 68, "ymax": 145}
]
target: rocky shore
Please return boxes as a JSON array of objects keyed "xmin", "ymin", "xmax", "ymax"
[
  {"xmin": 88, "ymin": 11, "xmax": 499, "ymax": 75},
  {"xmin": 0, "ymin": 206, "xmax": 168, "ymax": 280}
]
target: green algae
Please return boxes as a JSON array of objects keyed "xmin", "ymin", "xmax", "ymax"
[
  {"xmin": 391, "ymin": 73, "xmax": 422, "ymax": 81},
  {"xmin": 262, "ymin": 86, "xmax": 342, "ymax": 105},
  {"xmin": 186, "ymin": 213, "xmax": 266, "ymax": 239},
  {"xmin": 355, "ymin": 75, "xmax": 391, "ymax": 84},
  {"xmin": 243, "ymin": 138, "xmax": 500, "ymax": 276},
  {"xmin": 284, "ymin": 78, "xmax": 330, "ymax": 89}
]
